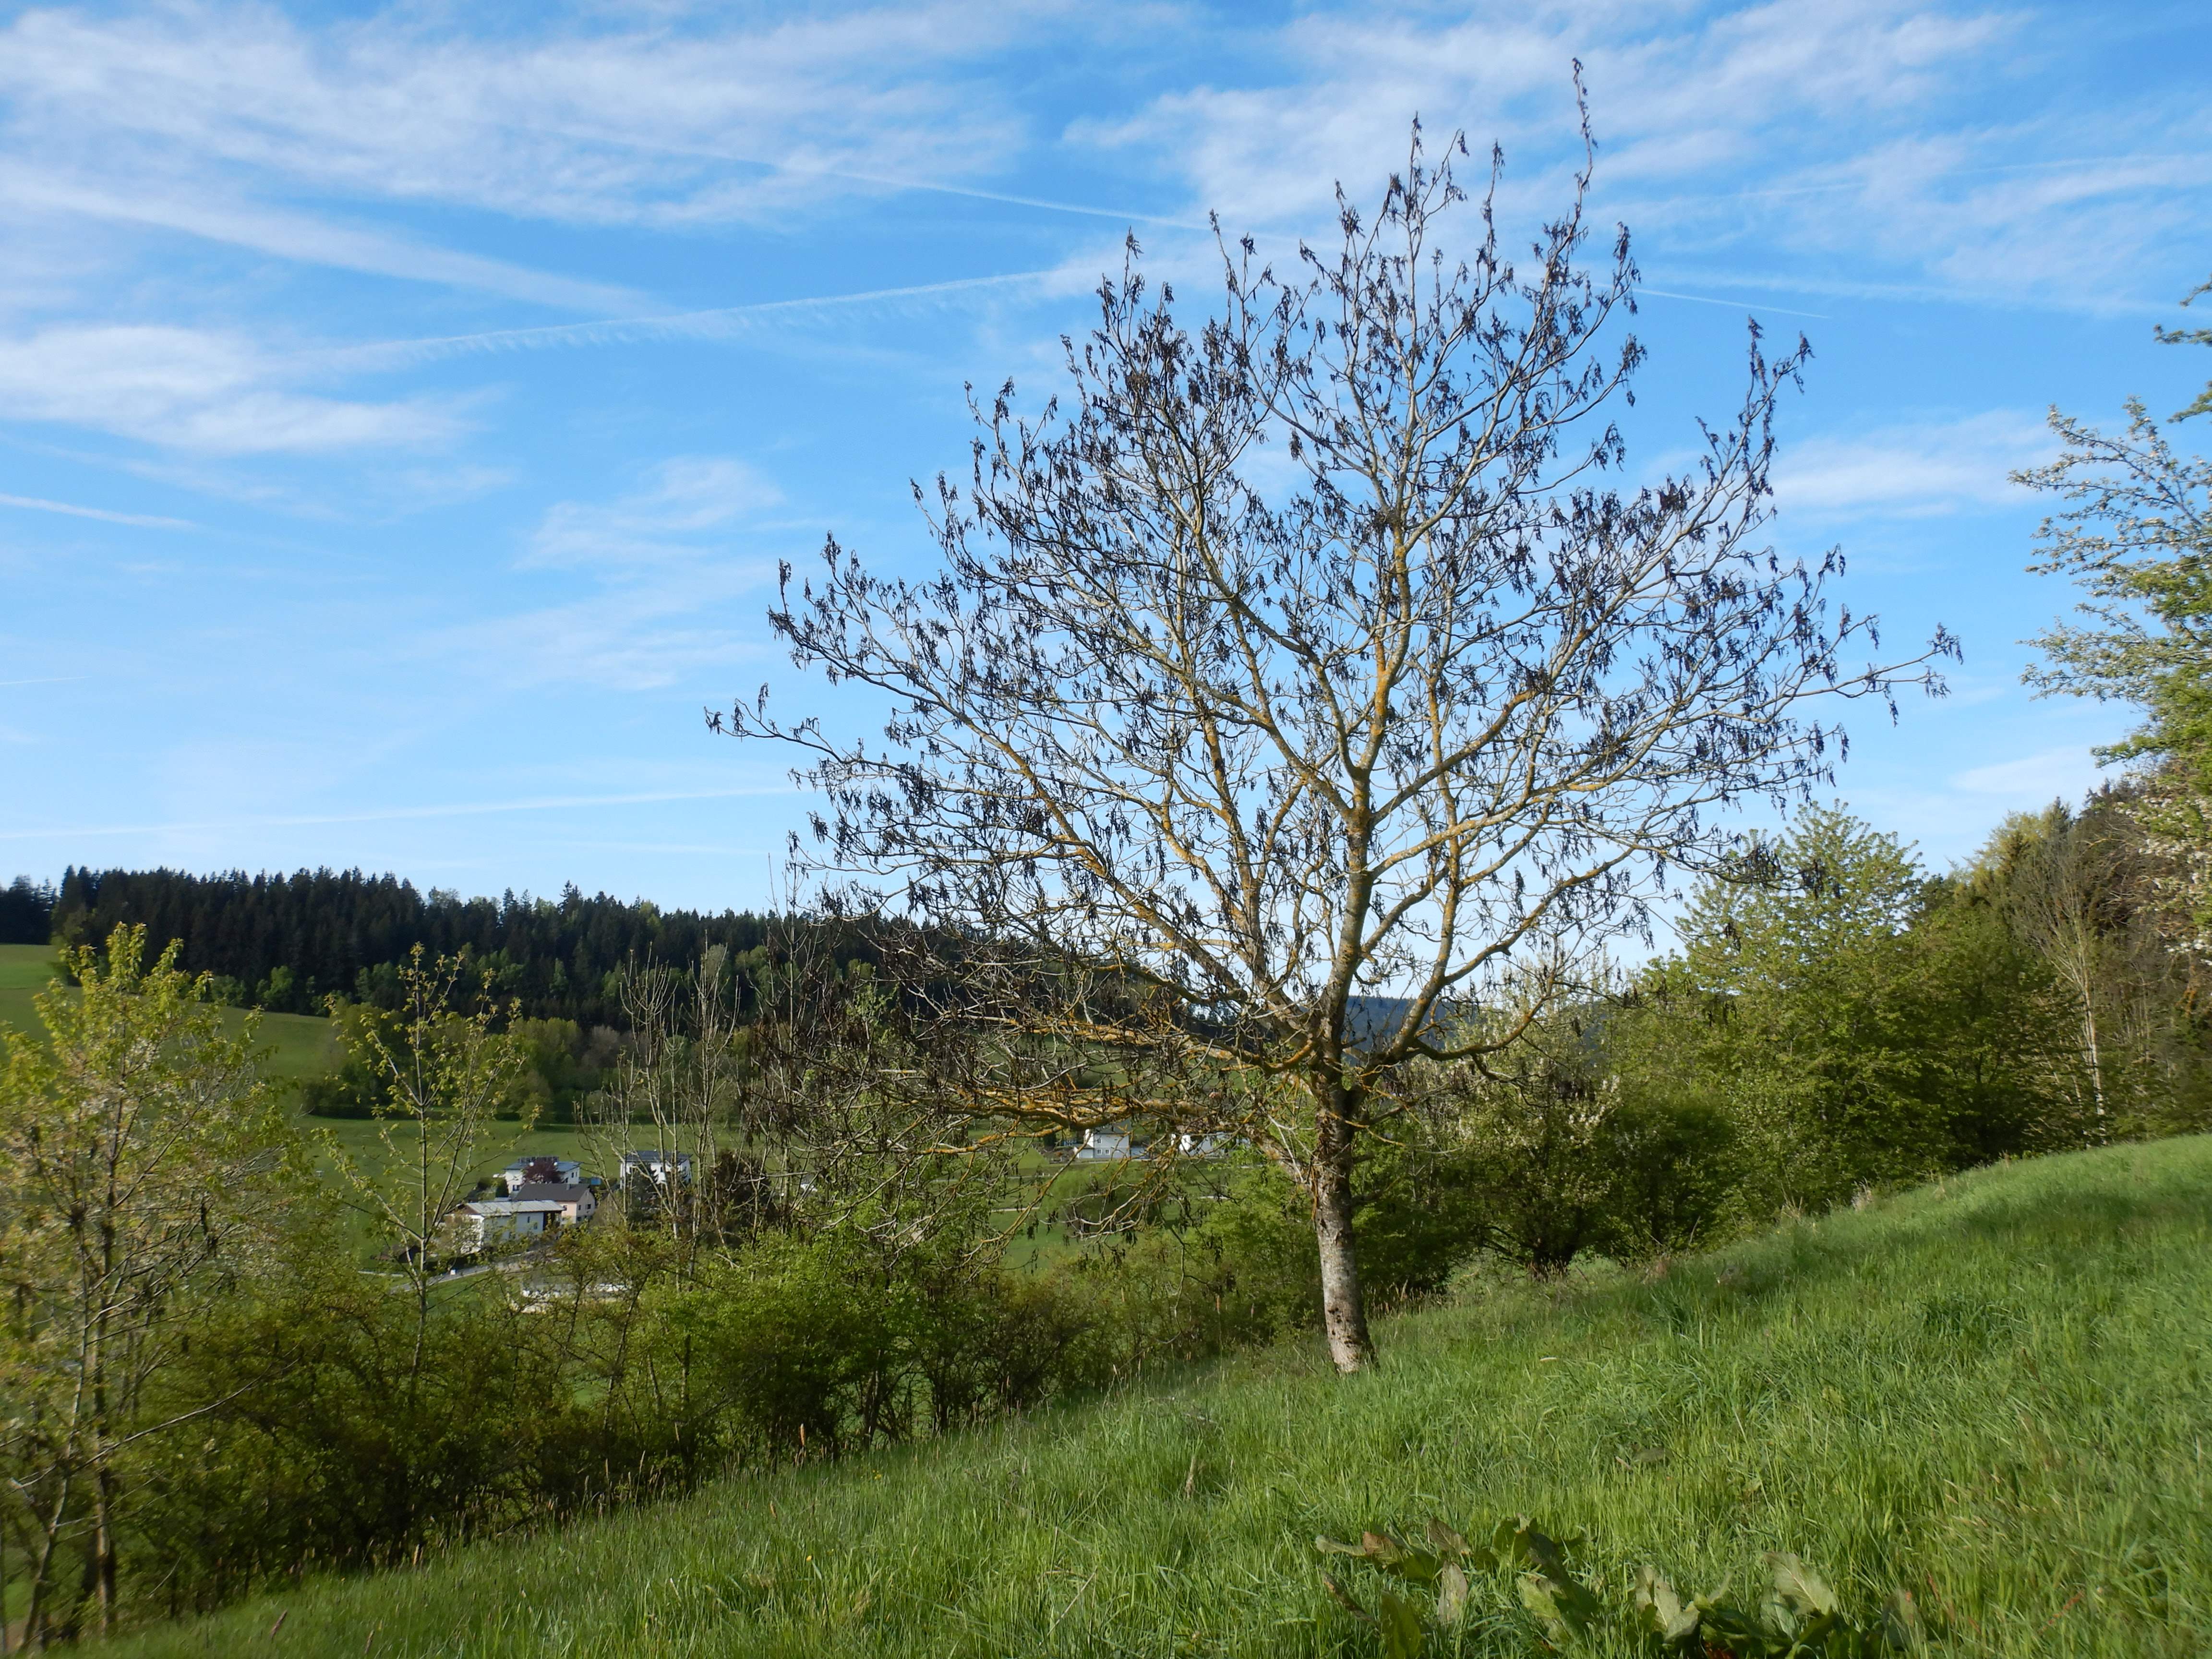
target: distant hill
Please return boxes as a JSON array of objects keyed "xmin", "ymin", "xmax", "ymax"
[{"xmin": 28, "ymin": 869, "xmax": 1481, "ymax": 1040}]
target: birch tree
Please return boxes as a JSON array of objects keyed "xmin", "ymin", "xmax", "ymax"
[
  {"xmin": 720, "ymin": 120, "xmax": 1950, "ymax": 1371},
  {"xmin": 1977, "ymin": 800, "xmax": 2204, "ymax": 1140}
]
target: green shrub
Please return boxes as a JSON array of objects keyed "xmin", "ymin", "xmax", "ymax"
[
  {"xmin": 129, "ymin": 1233, "xmax": 615, "ymax": 1611},
  {"xmin": 1409, "ymin": 1017, "xmax": 1741, "ymax": 1276}
]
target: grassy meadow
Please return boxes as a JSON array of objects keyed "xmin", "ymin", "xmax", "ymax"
[
  {"xmin": 0, "ymin": 942, "xmax": 341, "ymax": 1080},
  {"xmin": 303, "ymin": 1118, "xmax": 602, "ymax": 1260},
  {"xmin": 0, "ymin": 943, "xmax": 66, "ymax": 1048},
  {"xmin": 96, "ymin": 1135, "xmax": 2212, "ymax": 1658},
  {"xmin": 308, "ymin": 1116, "xmax": 598, "ymax": 1188}
]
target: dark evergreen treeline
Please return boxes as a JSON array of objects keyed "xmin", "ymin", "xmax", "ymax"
[
  {"xmin": 43, "ymin": 866, "xmax": 834, "ymax": 1025},
  {"xmin": 0, "ymin": 877, "xmax": 56, "ymax": 945}
]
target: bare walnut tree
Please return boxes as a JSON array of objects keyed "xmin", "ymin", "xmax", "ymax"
[{"xmin": 717, "ymin": 122, "xmax": 1951, "ymax": 1372}]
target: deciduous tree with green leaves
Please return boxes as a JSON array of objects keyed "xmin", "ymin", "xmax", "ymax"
[
  {"xmin": 1959, "ymin": 798, "xmax": 2212, "ymax": 1142},
  {"xmin": 2019, "ymin": 274, "xmax": 2212, "ymax": 934},
  {"xmin": 1631, "ymin": 807, "xmax": 1938, "ymax": 1211},
  {"xmin": 1623, "ymin": 805, "xmax": 2064, "ymax": 1215},
  {"xmin": 0, "ymin": 927, "xmax": 296, "ymax": 1645}
]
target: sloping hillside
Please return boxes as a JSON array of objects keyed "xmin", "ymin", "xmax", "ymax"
[
  {"xmin": 107, "ymin": 1139, "xmax": 2212, "ymax": 1657},
  {"xmin": 0, "ymin": 943, "xmax": 340, "ymax": 1080}
]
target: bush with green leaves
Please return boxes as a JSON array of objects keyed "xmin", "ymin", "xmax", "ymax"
[{"xmin": 1405, "ymin": 1011, "xmax": 1739, "ymax": 1276}]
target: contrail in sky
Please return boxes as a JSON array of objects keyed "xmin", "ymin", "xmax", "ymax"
[
  {"xmin": 1639, "ymin": 286, "xmax": 1830, "ymax": 320},
  {"xmin": 514, "ymin": 120, "xmax": 1211, "ymax": 231},
  {"xmin": 0, "ymin": 785, "xmax": 799, "ymax": 842},
  {"xmin": 334, "ymin": 270, "xmax": 1066, "ymax": 367},
  {"xmin": 0, "ymin": 493, "xmax": 197, "ymax": 529}
]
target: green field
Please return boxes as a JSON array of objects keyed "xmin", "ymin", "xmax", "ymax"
[
  {"xmin": 96, "ymin": 1136, "xmax": 2212, "ymax": 1657},
  {"xmin": 0, "ymin": 942, "xmax": 341, "ymax": 1081},
  {"xmin": 0, "ymin": 943, "xmax": 64, "ymax": 1044},
  {"xmin": 308, "ymin": 1116, "xmax": 602, "ymax": 1205},
  {"xmin": 1, "ymin": 946, "xmax": 1051, "ymax": 1212}
]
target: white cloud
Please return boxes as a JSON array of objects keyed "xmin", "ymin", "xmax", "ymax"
[
  {"xmin": 1644, "ymin": 130, "xmax": 2212, "ymax": 307},
  {"xmin": 525, "ymin": 457, "xmax": 784, "ymax": 569},
  {"xmin": 72, "ymin": 447, "xmax": 506, "ymax": 519},
  {"xmin": 0, "ymin": 1, "xmax": 1037, "ymax": 236},
  {"xmin": 1769, "ymin": 409, "xmax": 2056, "ymax": 518},
  {"xmin": 0, "ymin": 1, "xmax": 1095, "ymax": 321},
  {"xmin": 435, "ymin": 589, "xmax": 769, "ymax": 692},
  {"xmin": 2, "ymin": 0, "xmax": 2201, "ymax": 320},
  {"xmin": 365, "ymin": 465, "xmax": 516, "ymax": 517},
  {"xmin": 1077, "ymin": 0, "xmax": 2007, "ymax": 218},
  {"xmin": 0, "ymin": 325, "xmax": 465, "ymax": 454},
  {"xmin": 0, "ymin": 164, "xmax": 648, "ymax": 313},
  {"xmin": 0, "ymin": 491, "xmax": 196, "ymax": 528},
  {"xmin": 427, "ymin": 457, "xmax": 785, "ymax": 689},
  {"xmin": 0, "ymin": 783, "xmax": 796, "ymax": 843},
  {"xmin": 1949, "ymin": 744, "xmax": 2109, "ymax": 800},
  {"xmin": 328, "ymin": 269, "xmax": 1062, "ymax": 372},
  {"xmin": 1073, "ymin": 0, "xmax": 2212, "ymax": 312}
]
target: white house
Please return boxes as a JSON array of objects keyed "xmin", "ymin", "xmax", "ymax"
[
  {"xmin": 1176, "ymin": 1132, "xmax": 1234, "ymax": 1158},
  {"xmin": 500, "ymin": 1155, "xmax": 581, "ymax": 1193},
  {"xmin": 445, "ymin": 1198, "xmax": 564, "ymax": 1252},
  {"xmin": 1076, "ymin": 1128, "xmax": 1144, "ymax": 1161},
  {"xmin": 509, "ymin": 1181, "xmax": 596, "ymax": 1224},
  {"xmin": 621, "ymin": 1149, "xmax": 694, "ymax": 1185}
]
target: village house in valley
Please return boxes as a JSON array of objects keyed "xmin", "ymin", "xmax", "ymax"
[
  {"xmin": 443, "ymin": 1196, "xmax": 565, "ymax": 1252},
  {"xmin": 500, "ymin": 1154, "xmax": 582, "ymax": 1191},
  {"xmin": 509, "ymin": 1181, "xmax": 594, "ymax": 1223},
  {"xmin": 620, "ymin": 1148, "xmax": 693, "ymax": 1185}
]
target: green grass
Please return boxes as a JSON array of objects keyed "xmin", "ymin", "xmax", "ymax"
[
  {"xmin": 308, "ymin": 1117, "xmax": 600, "ymax": 1206},
  {"xmin": 0, "ymin": 942, "xmax": 340, "ymax": 1081},
  {"xmin": 242, "ymin": 1006, "xmax": 344, "ymax": 1080},
  {"xmin": 0, "ymin": 942, "xmax": 63, "ymax": 1040},
  {"xmin": 0, "ymin": 943, "xmax": 58, "ymax": 987},
  {"xmin": 100, "ymin": 1137, "xmax": 2212, "ymax": 1657},
  {"xmin": 0, "ymin": 944, "xmax": 610, "ymax": 1263}
]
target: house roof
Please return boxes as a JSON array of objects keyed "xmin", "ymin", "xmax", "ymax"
[
  {"xmin": 460, "ymin": 1199, "xmax": 564, "ymax": 1216},
  {"xmin": 510, "ymin": 1183, "xmax": 590, "ymax": 1202}
]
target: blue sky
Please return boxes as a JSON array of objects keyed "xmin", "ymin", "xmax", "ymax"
[{"xmin": 0, "ymin": 0, "xmax": 2208, "ymax": 916}]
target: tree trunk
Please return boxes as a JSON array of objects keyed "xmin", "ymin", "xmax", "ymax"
[
  {"xmin": 87, "ymin": 1261, "xmax": 115, "ymax": 1638},
  {"xmin": 1311, "ymin": 1094, "xmax": 1373, "ymax": 1374},
  {"xmin": 90, "ymin": 1466, "xmax": 115, "ymax": 1635},
  {"xmin": 2082, "ymin": 998, "xmax": 2107, "ymax": 1134},
  {"xmin": 22, "ymin": 1471, "xmax": 69, "ymax": 1653}
]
